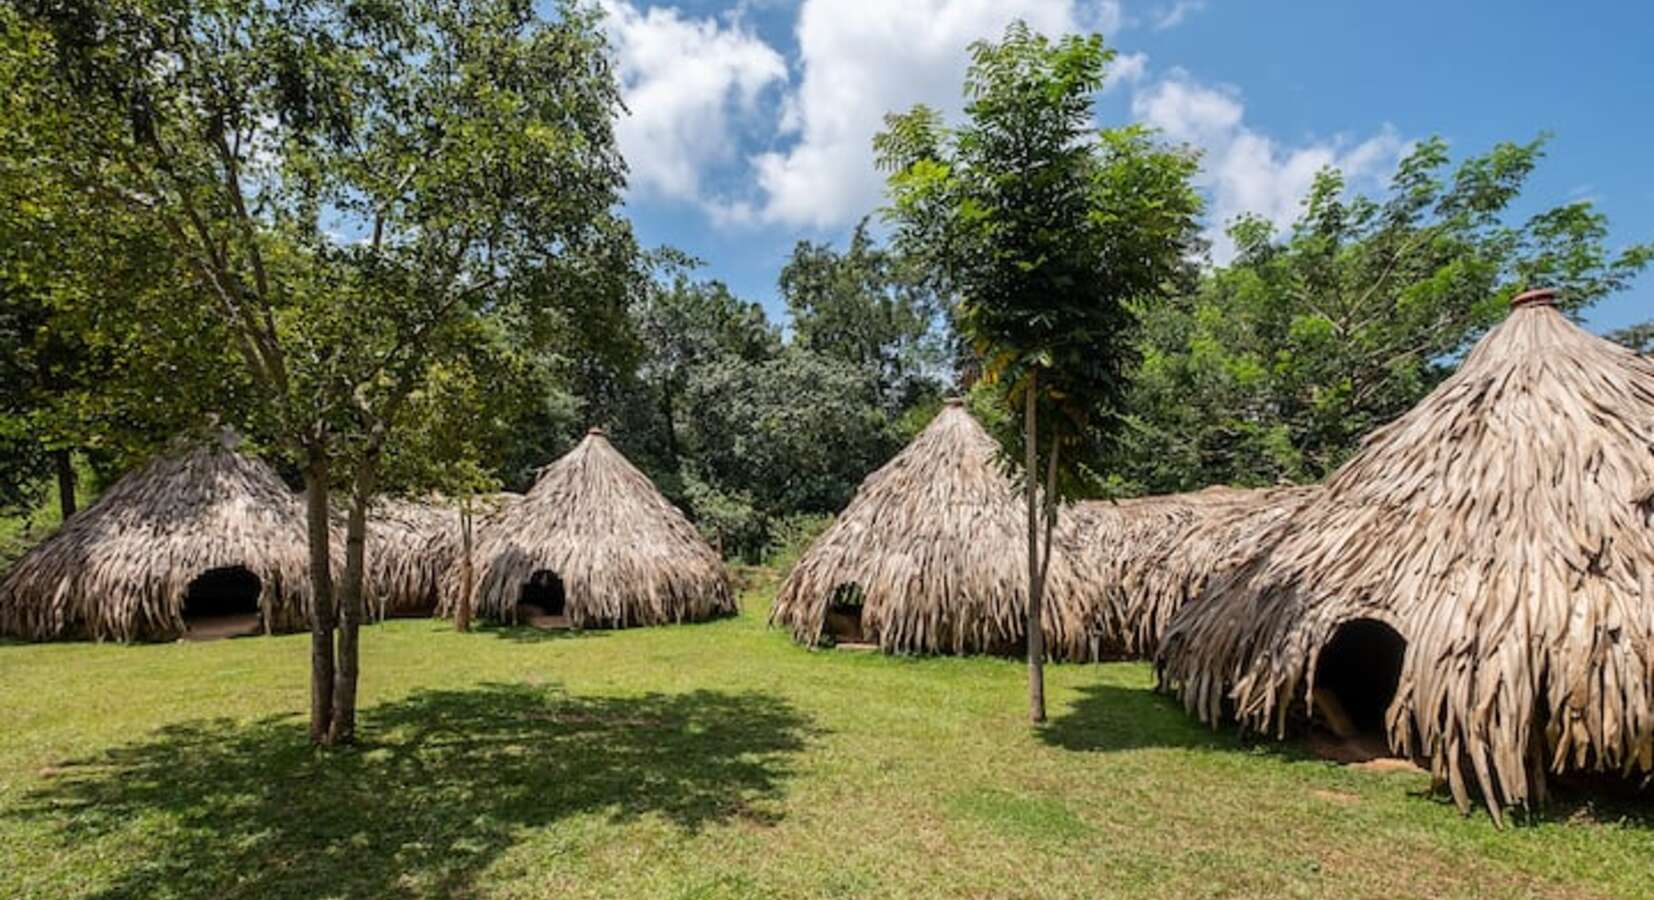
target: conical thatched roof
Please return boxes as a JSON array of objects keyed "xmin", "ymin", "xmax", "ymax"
[
  {"xmin": 1055, "ymin": 486, "xmax": 1316, "ymax": 660},
  {"xmin": 0, "ymin": 437, "xmax": 314, "ymax": 641},
  {"xmin": 1157, "ymin": 290, "xmax": 1654, "ymax": 819},
  {"xmin": 771, "ymin": 399, "xmax": 1088, "ymax": 656},
  {"xmin": 460, "ymin": 431, "xmax": 733, "ymax": 627},
  {"xmin": 363, "ymin": 497, "xmax": 457, "ymax": 619}
]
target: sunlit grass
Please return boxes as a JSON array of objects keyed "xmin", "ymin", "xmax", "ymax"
[{"xmin": 0, "ymin": 577, "xmax": 1649, "ymax": 898}]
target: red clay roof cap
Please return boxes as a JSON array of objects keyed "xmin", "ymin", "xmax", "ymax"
[
  {"xmin": 943, "ymin": 397, "xmax": 966, "ymax": 407},
  {"xmin": 1511, "ymin": 287, "xmax": 1557, "ymax": 308},
  {"xmin": 587, "ymin": 427, "xmax": 607, "ymax": 436}
]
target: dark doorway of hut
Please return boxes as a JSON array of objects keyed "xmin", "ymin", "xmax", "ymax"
[
  {"xmin": 824, "ymin": 583, "xmax": 875, "ymax": 651},
  {"xmin": 1308, "ymin": 618, "xmax": 1417, "ymax": 771},
  {"xmin": 518, "ymin": 570, "xmax": 570, "ymax": 629},
  {"xmin": 182, "ymin": 566, "xmax": 263, "ymax": 641}
]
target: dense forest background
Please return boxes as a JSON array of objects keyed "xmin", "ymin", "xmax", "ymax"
[{"xmin": 2, "ymin": 6, "xmax": 1650, "ymax": 567}]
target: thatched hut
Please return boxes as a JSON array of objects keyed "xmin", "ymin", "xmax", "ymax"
[
  {"xmin": 1054, "ymin": 486, "xmax": 1317, "ymax": 660},
  {"xmin": 363, "ymin": 497, "xmax": 457, "ymax": 620},
  {"xmin": 460, "ymin": 431, "xmax": 733, "ymax": 627},
  {"xmin": 771, "ymin": 399, "xmax": 1089, "ymax": 656},
  {"xmin": 1157, "ymin": 289, "xmax": 1654, "ymax": 819},
  {"xmin": 0, "ymin": 437, "xmax": 314, "ymax": 641}
]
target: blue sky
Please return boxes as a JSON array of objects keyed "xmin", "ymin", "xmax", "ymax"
[{"xmin": 600, "ymin": 0, "xmax": 1652, "ymax": 334}]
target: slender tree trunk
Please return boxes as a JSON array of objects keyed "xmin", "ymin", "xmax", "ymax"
[
  {"xmin": 302, "ymin": 454, "xmax": 337, "ymax": 744},
  {"xmin": 1025, "ymin": 374, "xmax": 1046, "ymax": 724},
  {"xmin": 661, "ymin": 382, "xmax": 681, "ymax": 465},
  {"xmin": 330, "ymin": 457, "xmax": 376, "ymax": 745},
  {"xmin": 456, "ymin": 497, "xmax": 474, "ymax": 633},
  {"xmin": 53, "ymin": 449, "xmax": 77, "ymax": 520}
]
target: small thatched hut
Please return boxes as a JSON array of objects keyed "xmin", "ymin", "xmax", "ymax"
[
  {"xmin": 1157, "ymin": 289, "xmax": 1654, "ymax": 819},
  {"xmin": 771, "ymin": 398, "xmax": 1088, "ymax": 656},
  {"xmin": 460, "ymin": 431, "xmax": 733, "ymax": 627},
  {"xmin": 1054, "ymin": 486, "xmax": 1317, "ymax": 660},
  {"xmin": 0, "ymin": 437, "xmax": 314, "ymax": 641},
  {"xmin": 363, "ymin": 497, "xmax": 457, "ymax": 620}
]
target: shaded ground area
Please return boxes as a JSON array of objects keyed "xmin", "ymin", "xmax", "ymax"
[{"xmin": 11, "ymin": 684, "xmax": 813, "ymax": 899}]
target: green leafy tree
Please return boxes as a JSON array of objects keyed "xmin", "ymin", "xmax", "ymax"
[
  {"xmin": 1609, "ymin": 320, "xmax": 1654, "ymax": 356},
  {"xmin": 1120, "ymin": 137, "xmax": 1654, "ymax": 492},
  {"xmin": 20, "ymin": 0, "xmax": 635, "ymax": 743},
  {"xmin": 780, "ymin": 219, "xmax": 944, "ymax": 414},
  {"xmin": 633, "ymin": 260, "xmax": 780, "ymax": 469},
  {"xmin": 680, "ymin": 348, "xmax": 899, "ymax": 561},
  {"xmin": 0, "ymin": 16, "xmax": 248, "ymax": 519},
  {"xmin": 877, "ymin": 22, "xmax": 1202, "ymax": 722}
]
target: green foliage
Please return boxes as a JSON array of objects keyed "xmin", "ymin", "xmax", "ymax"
[
  {"xmin": 1609, "ymin": 321, "xmax": 1654, "ymax": 356},
  {"xmin": 780, "ymin": 219, "xmax": 946, "ymax": 415},
  {"xmin": 679, "ymin": 347, "xmax": 901, "ymax": 561},
  {"xmin": 1119, "ymin": 136, "xmax": 1654, "ymax": 491},
  {"xmin": 876, "ymin": 22, "xmax": 1202, "ymax": 494}
]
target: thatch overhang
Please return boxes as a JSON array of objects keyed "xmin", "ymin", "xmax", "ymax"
[
  {"xmin": 771, "ymin": 399, "xmax": 1091, "ymax": 656},
  {"xmin": 0, "ymin": 438, "xmax": 314, "ymax": 641},
  {"xmin": 458, "ymin": 431, "xmax": 734, "ymax": 627},
  {"xmin": 362, "ymin": 497, "xmax": 457, "ymax": 619},
  {"xmin": 1156, "ymin": 289, "xmax": 1654, "ymax": 819},
  {"xmin": 1055, "ymin": 486, "xmax": 1317, "ymax": 660}
]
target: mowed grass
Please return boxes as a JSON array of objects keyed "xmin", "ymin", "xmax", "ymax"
[{"xmin": 1, "ymin": 576, "xmax": 1650, "ymax": 899}]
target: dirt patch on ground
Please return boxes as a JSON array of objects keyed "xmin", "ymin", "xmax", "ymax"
[
  {"xmin": 517, "ymin": 603, "xmax": 571, "ymax": 630},
  {"xmin": 1306, "ymin": 730, "xmax": 1425, "ymax": 774},
  {"xmin": 183, "ymin": 613, "xmax": 262, "ymax": 642},
  {"xmin": 1311, "ymin": 788, "xmax": 1360, "ymax": 805}
]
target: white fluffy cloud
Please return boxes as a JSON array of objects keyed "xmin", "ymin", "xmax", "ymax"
[
  {"xmin": 725, "ymin": 0, "xmax": 1129, "ymax": 229},
  {"xmin": 1151, "ymin": 0, "xmax": 1206, "ymax": 31},
  {"xmin": 1131, "ymin": 70, "xmax": 1405, "ymax": 261},
  {"xmin": 601, "ymin": 1, "xmax": 786, "ymax": 203}
]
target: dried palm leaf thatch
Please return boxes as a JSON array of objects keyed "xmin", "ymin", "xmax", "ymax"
[
  {"xmin": 362, "ymin": 497, "xmax": 458, "ymax": 620},
  {"xmin": 0, "ymin": 437, "xmax": 314, "ymax": 641},
  {"xmin": 1054, "ymin": 486, "xmax": 1317, "ymax": 660},
  {"xmin": 771, "ymin": 399, "xmax": 1091, "ymax": 656},
  {"xmin": 434, "ymin": 492, "xmax": 520, "ymax": 621},
  {"xmin": 457, "ymin": 431, "xmax": 734, "ymax": 627},
  {"xmin": 1157, "ymin": 290, "xmax": 1654, "ymax": 821}
]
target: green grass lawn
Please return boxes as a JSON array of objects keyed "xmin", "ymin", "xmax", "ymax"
[{"xmin": 1, "ymin": 576, "xmax": 1650, "ymax": 899}]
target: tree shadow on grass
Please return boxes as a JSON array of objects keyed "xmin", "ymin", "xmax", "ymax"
[
  {"xmin": 471, "ymin": 621, "xmax": 613, "ymax": 643},
  {"xmin": 1040, "ymin": 680, "xmax": 1320, "ymax": 765},
  {"xmin": 1045, "ymin": 680, "xmax": 1654, "ymax": 829},
  {"xmin": 14, "ymin": 683, "xmax": 816, "ymax": 899}
]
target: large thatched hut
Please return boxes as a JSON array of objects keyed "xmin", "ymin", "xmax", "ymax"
[
  {"xmin": 1055, "ymin": 486, "xmax": 1316, "ymax": 660},
  {"xmin": 771, "ymin": 399, "xmax": 1088, "ymax": 656},
  {"xmin": 461, "ymin": 430, "xmax": 733, "ymax": 627},
  {"xmin": 363, "ymin": 497, "xmax": 457, "ymax": 620},
  {"xmin": 1157, "ymin": 289, "xmax": 1654, "ymax": 819},
  {"xmin": 0, "ymin": 437, "xmax": 314, "ymax": 641}
]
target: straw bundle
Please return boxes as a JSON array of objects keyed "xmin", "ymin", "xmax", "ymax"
[
  {"xmin": 458, "ymin": 431, "xmax": 733, "ymax": 627},
  {"xmin": 1157, "ymin": 290, "xmax": 1654, "ymax": 820},
  {"xmin": 771, "ymin": 399, "xmax": 1089, "ymax": 656},
  {"xmin": 363, "ymin": 497, "xmax": 457, "ymax": 619},
  {"xmin": 0, "ymin": 437, "xmax": 314, "ymax": 641},
  {"xmin": 1053, "ymin": 486, "xmax": 1317, "ymax": 660}
]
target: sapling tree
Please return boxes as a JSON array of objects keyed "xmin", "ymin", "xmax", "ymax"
[{"xmin": 877, "ymin": 22, "xmax": 1201, "ymax": 722}]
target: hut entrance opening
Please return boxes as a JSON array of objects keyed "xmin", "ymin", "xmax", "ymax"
[
  {"xmin": 1313, "ymin": 618, "xmax": 1406, "ymax": 740},
  {"xmin": 824, "ymin": 583, "xmax": 865, "ymax": 644},
  {"xmin": 182, "ymin": 566, "xmax": 262, "ymax": 640},
  {"xmin": 520, "ymin": 569, "xmax": 567, "ymax": 624}
]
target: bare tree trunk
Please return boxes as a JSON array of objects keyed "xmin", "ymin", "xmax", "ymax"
[
  {"xmin": 53, "ymin": 449, "xmax": 77, "ymax": 520},
  {"xmin": 302, "ymin": 455, "xmax": 337, "ymax": 744},
  {"xmin": 1025, "ymin": 373, "xmax": 1046, "ymax": 724},
  {"xmin": 456, "ymin": 497, "xmax": 474, "ymax": 633},
  {"xmin": 330, "ymin": 458, "xmax": 376, "ymax": 745}
]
